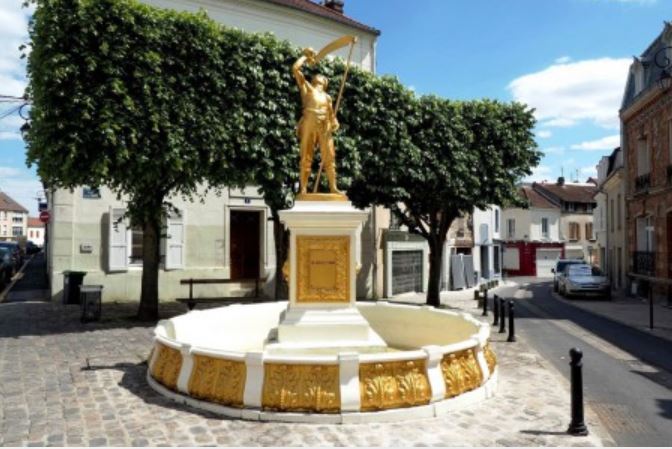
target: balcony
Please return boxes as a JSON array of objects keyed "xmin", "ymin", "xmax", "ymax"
[
  {"xmin": 633, "ymin": 251, "xmax": 655, "ymax": 276},
  {"xmin": 634, "ymin": 173, "xmax": 651, "ymax": 194}
]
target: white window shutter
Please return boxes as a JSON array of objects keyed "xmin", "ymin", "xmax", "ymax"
[
  {"xmin": 165, "ymin": 209, "xmax": 185, "ymax": 270},
  {"xmin": 108, "ymin": 207, "xmax": 128, "ymax": 271}
]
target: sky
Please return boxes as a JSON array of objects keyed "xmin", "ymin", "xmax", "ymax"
[{"xmin": 0, "ymin": 0, "xmax": 670, "ymax": 215}]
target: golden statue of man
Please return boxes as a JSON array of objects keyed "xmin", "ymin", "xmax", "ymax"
[{"xmin": 293, "ymin": 47, "xmax": 342, "ymax": 196}]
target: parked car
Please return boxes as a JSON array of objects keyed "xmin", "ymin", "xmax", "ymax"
[
  {"xmin": 0, "ymin": 247, "xmax": 13, "ymax": 287},
  {"xmin": 558, "ymin": 264, "xmax": 611, "ymax": 299},
  {"xmin": 552, "ymin": 258, "xmax": 585, "ymax": 292},
  {"xmin": 0, "ymin": 241, "xmax": 23, "ymax": 274}
]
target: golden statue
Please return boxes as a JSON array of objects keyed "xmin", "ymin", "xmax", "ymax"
[{"xmin": 293, "ymin": 36, "xmax": 357, "ymax": 200}]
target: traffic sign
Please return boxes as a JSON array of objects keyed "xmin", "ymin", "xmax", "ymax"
[{"xmin": 39, "ymin": 210, "xmax": 50, "ymax": 223}]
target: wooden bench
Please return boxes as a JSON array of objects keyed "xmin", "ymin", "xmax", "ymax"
[{"xmin": 178, "ymin": 278, "xmax": 261, "ymax": 310}]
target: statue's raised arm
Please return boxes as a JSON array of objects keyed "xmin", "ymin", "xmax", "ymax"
[{"xmin": 293, "ymin": 48, "xmax": 317, "ymax": 97}]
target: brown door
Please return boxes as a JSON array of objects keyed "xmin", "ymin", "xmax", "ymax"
[{"xmin": 230, "ymin": 211, "xmax": 260, "ymax": 279}]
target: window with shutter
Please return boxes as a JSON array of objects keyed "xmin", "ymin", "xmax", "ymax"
[
  {"xmin": 108, "ymin": 207, "xmax": 129, "ymax": 271},
  {"xmin": 164, "ymin": 209, "xmax": 185, "ymax": 270}
]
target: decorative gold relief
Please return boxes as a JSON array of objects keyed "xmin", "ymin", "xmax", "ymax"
[
  {"xmin": 483, "ymin": 343, "xmax": 497, "ymax": 377},
  {"xmin": 188, "ymin": 355, "xmax": 246, "ymax": 407},
  {"xmin": 359, "ymin": 359, "xmax": 431, "ymax": 411},
  {"xmin": 150, "ymin": 343, "xmax": 182, "ymax": 391},
  {"xmin": 262, "ymin": 363, "xmax": 340, "ymax": 413},
  {"xmin": 296, "ymin": 235, "xmax": 350, "ymax": 303},
  {"xmin": 440, "ymin": 348, "xmax": 484, "ymax": 398}
]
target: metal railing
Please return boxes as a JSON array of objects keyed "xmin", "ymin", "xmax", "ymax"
[{"xmin": 633, "ymin": 251, "xmax": 655, "ymax": 276}]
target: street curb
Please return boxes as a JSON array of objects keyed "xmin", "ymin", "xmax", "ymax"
[
  {"xmin": 546, "ymin": 286, "xmax": 672, "ymax": 345},
  {"xmin": 0, "ymin": 255, "xmax": 33, "ymax": 304}
]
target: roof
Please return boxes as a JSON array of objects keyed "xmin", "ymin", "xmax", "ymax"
[
  {"xmin": 0, "ymin": 192, "xmax": 28, "ymax": 213},
  {"xmin": 533, "ymin": 182, "xmax": 598, "ymax": 204},
  {"xmin": 264, "ymin": 0, "xmax": 380, "ymax": 35},
  {"xmin": 27, "ymin": 217, "xmax": 44, "ymax": 228},
  {"xmin": 520, "ymin": 185, "xmax": 557, "ymax": 209}
]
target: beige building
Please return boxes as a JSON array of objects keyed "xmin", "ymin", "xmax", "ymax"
[
  {"xmin": 0, "ymin": 191, "xmax": 28, "ymax": 241},
  {"xmin": 46, "ymin": 0, "xmax": 382, "ymax": 302},
  {"xmin": 595, "ymin": 148, "xmax": 626, "ymax": 291},
  {"xmin": 532, "ymin": 179, "xmax": 598, "ymax": 262}
]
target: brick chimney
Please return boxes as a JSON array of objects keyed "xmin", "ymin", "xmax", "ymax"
[{"xmin": 324, "ymin": 0, "xmax": 344, "ymax": 14}]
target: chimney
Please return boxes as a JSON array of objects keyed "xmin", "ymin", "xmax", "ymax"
[
  {"xmin": 324, "ymin": 0, "xmax": 344, "ymax": 14},
  {"xmin": 557, "ymin": 176, "xmax": 565, "ymax": 186}
]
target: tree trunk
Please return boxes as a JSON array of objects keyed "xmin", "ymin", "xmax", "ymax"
[
  {"xmin": 426, "ymin": 237, "xmax": 443, "ymax": 308},
  {"xmin": 137, "ymin": 217, "xmax": 161, "ymax": 321},
  {"xmin": 272, "ymin": 210, "xmax": 289, "ymax": 300}
]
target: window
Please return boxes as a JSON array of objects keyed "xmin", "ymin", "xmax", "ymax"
[
  {"xmin": 636, "ymin": 215, "xmax": 655, "ymax": 251},
  {"xmin": 617, "ymin": 195, "xmax": 622, "ymax": 230},
  {"xmin": 129, "ymin": 227, "xmax": 143, "ymax": 266},
  {"xmin": 541, "ymin": 217, "xmax": 549, "ymax": 238},
  {"xmin": 586, "ymin": 204, "xmax": 593, "ymax": 213},
  {"xmin": 12, "ymin": 226, "xmax": 22, "ymax": 237},
  {"xmin": 12, "ymin": 216, "xmax": 22, "ymax": 223},
  {"xmin": 568, "ymin": 222, "xmax": 580, "ymax": 241},
  {"xmin": 586, "ymin": 222, "xmax": 594, "ymax": 241},
  {"xmin": 637, "ymin": 137, "xmax": 651, "ymax": 176},
  {"xmin": 566, "ymin": 202, "xmax": 575, "ymax": 212},
  {"xmin": 494, "ymin": 209, "xmax": 500, "ymax": 233},
  {"xmin": 507, "ymin": 219, "xmax": 515, "ymax": 239}
]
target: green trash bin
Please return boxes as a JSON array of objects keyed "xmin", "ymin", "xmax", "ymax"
[{"xmin": 63, "ymin": 270, "xmax": 87, "ymax": 305}]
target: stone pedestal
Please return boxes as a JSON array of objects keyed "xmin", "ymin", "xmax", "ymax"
[{"xmin": 269, "ymin": 199, "xmax": 385, "ymax": 351}]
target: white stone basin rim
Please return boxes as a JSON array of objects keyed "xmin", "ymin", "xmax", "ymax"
[{"xmin": 147, "ymin": 301, "xmax": 498, "ymax": 422}]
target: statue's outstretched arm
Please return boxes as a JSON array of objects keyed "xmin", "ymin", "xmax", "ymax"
[{"xmin": 293, "ymin": 48, "xmax": 317, "ymax": 93}]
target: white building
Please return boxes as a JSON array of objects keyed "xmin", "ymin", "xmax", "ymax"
[
  {"xmin": 27, "ymin": 217, "xmax": 45, "ymax": 247},
  {"xmin": 46, "ymin": 0, "xmax": 381, "ymax": 302},
  {"xmin": 0, "ymin": 192, "xmax": 28, "ymax": 241},
  {"xmin": 472, "ymin": 205, "xmax": 502, "ymax": 282}
]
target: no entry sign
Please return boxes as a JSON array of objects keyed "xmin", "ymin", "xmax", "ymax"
[{"xmin": 39, "ymin": 210, "xmax": 50, "ymax": 223}]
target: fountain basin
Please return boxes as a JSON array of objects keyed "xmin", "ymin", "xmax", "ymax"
[{"xmin": 147, "ymin": 301, "xmax": 497, "ymax": 423}]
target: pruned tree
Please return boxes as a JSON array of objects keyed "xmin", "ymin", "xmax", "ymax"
[{"xmin": 349, "ymin": 97, "xmax": 540, "ymax": 306}]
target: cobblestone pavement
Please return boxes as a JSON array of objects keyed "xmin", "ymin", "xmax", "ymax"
[{"xmin": 0, "ymin": 297, "xmax": 613, "ymax": 446}]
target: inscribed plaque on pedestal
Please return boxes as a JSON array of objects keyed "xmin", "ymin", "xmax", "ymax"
[{"xmin": 296, "ymin": 235, "xmax": 350, "ymax": 303}]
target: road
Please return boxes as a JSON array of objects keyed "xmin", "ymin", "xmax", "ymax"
[{"xmin": 496, "ymin": 278, "xmax": 672, "ymax": 446}]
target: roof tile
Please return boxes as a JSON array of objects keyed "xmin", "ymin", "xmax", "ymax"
[{"xmin": 0, "ymin": 192, "xmax": 28, "ymax": 213}]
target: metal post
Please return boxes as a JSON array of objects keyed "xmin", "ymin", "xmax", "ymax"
[
  {"xmin": 649, "ymin": 286, "xmax": 654, "ymax": 330},
  {"xmin": 492, "ymin": 294, "xmax": 499, "ymax": 326},
  {"xmin": 567, "ymin": 348, "xmax": 589, "ymax": 436},
  {"xmin": 507, "ymin": 300, "xmax": 516, "ymax": 342},
  {"xmin": 482, "ymin": 288, "xmax": 488, "ymax": 316},
  {"xmin": 498, "ymin": 297, "xmax": 506, "ymax": 334}
]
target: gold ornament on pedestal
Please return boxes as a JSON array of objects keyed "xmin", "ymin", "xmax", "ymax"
[{"xmin": 292, "ymin": 35, "xmax": 357, "ymax": 201}]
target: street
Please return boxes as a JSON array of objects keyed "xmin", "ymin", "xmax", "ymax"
[{"xmin": 497, "ymin": 278, "xmax": 672, "ymax": 446}]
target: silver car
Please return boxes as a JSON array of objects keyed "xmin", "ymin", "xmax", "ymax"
[{"xmin": 558, "ymin": 264, "xmax": 611, "ymax": 299}]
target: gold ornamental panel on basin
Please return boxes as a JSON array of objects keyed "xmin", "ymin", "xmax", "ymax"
[
  {"xmin": 483, "ymin": 343, "xmax": 497, "ymax": 377},
  {"xmin": 296, "ymin": 235, "xmax": 350, "ymax": 303},
  {"xmin": 440, "ymin": 348, "xmax": 484, "ymax": 398},
  {"xmin": 359, "ymin": 359, "xmax": 432, "ymax": 411},
  {"xmin": 188, "ymin": 355, "xmax": 246, "ymax": 408},
  {"xmin": 262, "ymin": 363, "xmax": 341, "ymax": 413},
  {"xmin": 150, "ymin": 343, "xmax": 182, "ymax": 391}
]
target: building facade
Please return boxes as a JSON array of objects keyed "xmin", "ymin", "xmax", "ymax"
[
  {"xmin": 595, "ymin": 147, "xmax": 626, "ymax": 292},
  {"xmin": 46, "ymin": 0, "xmax": 381, "ymax": 302},
  {"xmin": 0, "ymin": 192, "xmax": 28, "ymax": 241},
  {"xmin": 472, "ymin": 206, "xmax": 502, "ymax": 282},
  {"xmin": 502, "ymin": 185, "xmax": 563, "ymax": 277},
  {"xmin": 621, "ymin": 22, "xmax": 672, "ymax": 303},
  {"xmin": 27, "ymin": 217, "xmax": 46, "ymax": 247}
]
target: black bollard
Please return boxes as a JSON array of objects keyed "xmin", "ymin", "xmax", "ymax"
[
  {"xmin": 492, "ymin": 294, "xmax": 500, "ymax": 326},
  {"xmin": 567, "ymin": 348, "xmax": 589, "ymax": 436},
  {"xmin": 482, "ymin": 289, "xmax": 489, "ymax": 316},
  {"xmin": 507, "ymin": 300, "xmax": 516, "ymax": 342},
  {"xmin": 498, "ymin": 297, "xmax": 506, "ymax": 334}
]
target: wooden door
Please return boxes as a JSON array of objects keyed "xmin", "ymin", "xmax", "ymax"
[{"xmin": 230, "ymin": 211, "xmax": 260, "ymax": 279}]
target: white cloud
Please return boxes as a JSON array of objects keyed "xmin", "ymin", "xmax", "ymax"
[
  {"xmin": 580, "ymin": 165, "xmax": 598, "ymax": 177},
  {"xmin": 554, "ymin": 56, "xmax": 571, "ymax": 64},
  {"xmin": 570, "ymin": 134, "xmax": 620, "ymax": 151},
  {"xmin": 536, "ymin": 130, "xmax": 552, "ymax": 139},
  {"xmin": 525, "ymin": 165, "xmax": 553, "ymax": 183},
  {"xmin": 0, "ymin": 130, "xmax": 21, "ymax": 140},
  {"xmin": 508, "ymin": 57, "xmax": 631, "ymax": 129}
]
